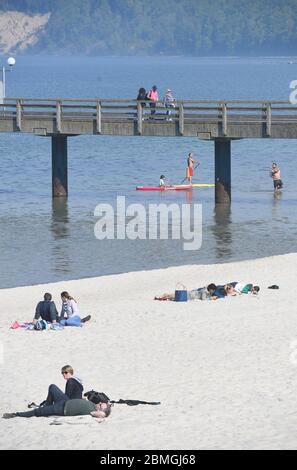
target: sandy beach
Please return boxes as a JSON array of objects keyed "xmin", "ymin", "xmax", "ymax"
[{"xmin": 0, "ymin": 253, "xmax": 297, "ymax": 450}]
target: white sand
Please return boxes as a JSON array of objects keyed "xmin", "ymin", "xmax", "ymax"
[{"xmin": 0, "ymin": 253, "xmax": 297, "ymax": 450}]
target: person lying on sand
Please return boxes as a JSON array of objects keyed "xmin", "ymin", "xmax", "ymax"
[
  {"xmin": 228, "ymin": 282, "xmax": 260, "ymax": 295},
  {"xmin": 155, "ymin": 282, "xmax": 260, "ymax": 301},
  {"xmin": 223, "ymin": 284, "xmax": 238, "ymax": 296},
  {"xmin": 209, "ymin": 283, "xmax": 259, "ymax": 297},
  {"xmin": 3, "ymin": 397, "xmax": 111, "ymax": 420},
  {"xmin": 154, "ymin": 283, "xmax": 226, "ymax": 301}
]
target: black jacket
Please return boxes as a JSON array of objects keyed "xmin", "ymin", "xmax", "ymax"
[
  {"xmin": 34, "ymin": 300, "xmax": 58, "ymax": 323},
  {"xmin": 65, "ymin": 377, "xmax": 83, "ymax": 399}
]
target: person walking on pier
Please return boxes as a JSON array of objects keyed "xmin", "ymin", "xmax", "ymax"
[
  {"xmin": 270, "ymin": 162, "xmax": 283, "ymax": 190},
  {"xmin": 186, "ymin": 152, "xmax": 199, "ymax": 184}
]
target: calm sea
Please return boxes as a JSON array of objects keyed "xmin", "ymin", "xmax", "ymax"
[{"xmin": 0, "ymin": 56, "xmax": 296, "ymax": 288}]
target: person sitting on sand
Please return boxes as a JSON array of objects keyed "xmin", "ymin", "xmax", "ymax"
[
  {"xmin": 3, "ymin": 396, "xmax": 111, "ymax": 419},
  {"xmin": 59, "ymin": 291, "xmax": 91, "ymax": 327},
  {"xmin": 33, "ymin": 292, "xmax": 59, "ymax": 325},
  {"xmin": 28, "ymin": 365, "xmax": 84, "ymax": 409},
  {"xmin": 60, "ymin": 365, "xmax": 83, "ymax": 399}
]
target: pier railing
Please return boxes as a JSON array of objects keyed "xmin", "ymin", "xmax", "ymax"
[{"xmin": 1, "ymin": 98, "xmax": 297, "ymax": 137}]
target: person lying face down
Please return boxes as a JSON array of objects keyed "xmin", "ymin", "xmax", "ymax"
[
  {"xmin": 154, "ymin": 283, "xmax": 225, "ymax": 301},
  {"xmin": 207, "ymin": 283, "xmax": 226, "ymax": 299},
  {"xmin": 208, "ymin": 283, "xmax": 260, "ymax": 298}
]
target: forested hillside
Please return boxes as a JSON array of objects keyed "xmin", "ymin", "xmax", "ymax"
[{"xmin": 1, "ymin": 0, "xmax": 297, "ymax": 55}]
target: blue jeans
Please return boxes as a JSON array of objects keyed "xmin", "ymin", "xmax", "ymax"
[
  {"xmin": 45, "ymin": 384, "xmax": 68, "ymax": 405},
  {"xmin": 16, "ymin": 401, "xmax": 66, "ymax": 417},
  {"xmin": 16, "ymin": 385, "xmax": 68, "ymax": 418},
  {"xmin": 60, "ymin": 315, "xmax": 82, "ymax": 327}
]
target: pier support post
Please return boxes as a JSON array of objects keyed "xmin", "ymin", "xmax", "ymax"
[
  {"xmin": 52, "ymin": 135, "xmax": 68, "ymax": 197},
  {"xmin": 214, "ymin": 139, "xmax": 231, "ymax": 204}
]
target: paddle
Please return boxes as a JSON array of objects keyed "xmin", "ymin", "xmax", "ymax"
[{"xmin": 180, "ymin": 161, "xmax": 200, "ymax": 184}]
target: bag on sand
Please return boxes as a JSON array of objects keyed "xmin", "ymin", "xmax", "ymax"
[
  {"xmin": 34, "ymin": 319, "xmax": 49, "ymax": 331},
  {"xmin": 174, "ymin": 282, "xmax": 188, "ymax": 302},
  {"xmin": 84, "ymin": 390, "xmax": 160, "ymax": 406}
]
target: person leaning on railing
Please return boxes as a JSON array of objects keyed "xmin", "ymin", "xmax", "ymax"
[{"xmin": 136, "ymin": 87, "xmax": 147, "ymax": 108}]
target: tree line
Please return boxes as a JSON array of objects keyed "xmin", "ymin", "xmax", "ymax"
[{"xmin": 1, "ymin": 0, "xmax": 297, "ymax": 55}]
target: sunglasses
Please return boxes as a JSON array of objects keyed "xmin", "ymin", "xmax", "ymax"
[{"xmin": 61, "ymin": 371, "xmax": 69, "ymax": 375}]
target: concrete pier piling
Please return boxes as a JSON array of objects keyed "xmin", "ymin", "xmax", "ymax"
[
  {"xmin": 51, "ymin": 135, "xmax": 68, "ymax": 197},
  {"xmin": 214, "ymin": 139, "xmax": 231, "ymax": 204}
]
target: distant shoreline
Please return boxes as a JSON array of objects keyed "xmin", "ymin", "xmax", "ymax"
[{"xmin": 14, "ymin": 54, "xmax": 297, "ymax": 60}]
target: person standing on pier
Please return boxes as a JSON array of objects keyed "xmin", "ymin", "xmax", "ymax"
[
  {"xmin": 186, "ymin": 152, "xmax": 199, "ymax": 184},
  {"xmin": 147, "ymin": 85, "xmax": 158, "ymax": 115},
  {"xmin": 163, "ymin": 88, "xmax": 175, "ymax": 121},
  {"xmin": 270, "ymin": 162, "xmax": 283, "ymax": 190}
]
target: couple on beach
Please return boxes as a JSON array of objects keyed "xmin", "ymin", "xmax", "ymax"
[
  {"xmin": 33, "ymin": 291, "xmax": 91, "ymax": 327},
  {"xmin": 3, "ymin": 364, "xmax": 112, "ymax": 420}
]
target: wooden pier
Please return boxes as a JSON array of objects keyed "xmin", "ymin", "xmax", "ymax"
[{"xmin": 1, "ymin": 98, "xmax": 297, "ymax": 202}]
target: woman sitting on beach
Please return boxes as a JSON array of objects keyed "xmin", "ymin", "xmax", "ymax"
[
  {"xmin": 29, "ymin": 364, "xmax": 84, "ymax": 409},
  {"xmin": 59, "ymin": 291, "xmax": 91, "ymax": 327}
]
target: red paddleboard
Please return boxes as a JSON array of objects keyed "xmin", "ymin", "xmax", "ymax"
[{"xmin": 136, "ymin": 185, "xmax": 193, "ymax": 191}]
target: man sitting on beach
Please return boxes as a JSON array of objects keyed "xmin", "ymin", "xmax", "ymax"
[{"xmin": 33, "ymin": 292, "xmax": 59, "ymax": 325}]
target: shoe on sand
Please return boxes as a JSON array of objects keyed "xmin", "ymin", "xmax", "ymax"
[
  {"xmin": 81, "ymin": 315, "xmax": 91, "ymax": 323},
  {"xmin": 3, "ymin": 413, "xmax": 17, "ymax": 419},
  {"xmin": 28, "ymin": 402, "xmax": 39, "ymax": 409}
]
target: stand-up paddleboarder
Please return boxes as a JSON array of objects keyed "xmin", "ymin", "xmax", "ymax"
[{"xmin": 186, "ymin": 152, "xmax": 200, "ymax": 184}]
